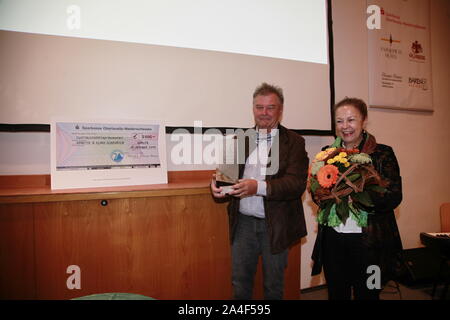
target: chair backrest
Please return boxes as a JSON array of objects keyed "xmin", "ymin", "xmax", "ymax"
[{"xmin": 440, "ymin": 203, "xmax": 450, "ymax": 232}]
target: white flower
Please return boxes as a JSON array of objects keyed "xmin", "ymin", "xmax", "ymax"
[
  {"xmin": 311, "ymin": 161, "xmax": 324, "ymax": 175},
  {"xmin": 348, "ymin": 153, "xmax": 372, "ymax": 164}
]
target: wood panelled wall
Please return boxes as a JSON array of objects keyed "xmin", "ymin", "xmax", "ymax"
[{"xmin": 0, "ymin": 174, "xmax": 300, "ymax": 300}]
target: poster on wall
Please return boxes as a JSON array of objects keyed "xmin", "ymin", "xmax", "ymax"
[
  {"xmin": 51, "ymin": 118, "xmax": 167, "ymax": 190},
  {"xmin": 368, "ymin": 0, "xmax": 433, "ymax": 111}
]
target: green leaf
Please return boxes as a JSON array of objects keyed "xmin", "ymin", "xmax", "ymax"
[
  {"xmin": 317, "ymin": 201, "xmax": 333, "ymax": 226},
  {"xmin": 310, "ymin": 177, "xmax": 320, "ymax": 193},
  {"xmin": 317, "ymin": 208, "xmax": 326, "ymax": 224},
  {"xmin": 365, "ymin": 184, "xmax": 387, "ymax": 193},
  {"xmin": 331, "ymin": 137, "xmax": 342, "ymax": 148},
  {"xmin": 348, "ymin": 202, "xmax": 369, "ymax": 227},
  {"xmin": 351, "ymin": 191, "xmax": 374, "ymax": 207},
  {"xmin": 323, "ymin": 201, "xmax": 333, "ymax": 219},
  {"xmin": 336, "ymin": 199, "xmax": 349, "ymax": 223},
  {"xmin": 348, "ymin": 202, "xmax": 358, "ymax": 215},
  {"xmin": 328, "ymin": 204, "xmax": 341, "ymax": 227},
  {"xmin": 353, "ymin": 209, "xmax": 369, "ymax": 227},
  {"xmin": 347, "ymin": 173, "xmax": 361, "ymax": 182},
  {"xmin": 357, "ymin": 209, "xmax": 369, "ymax": 227},
  {"xmin": 351, "ymin": 202, "xmax": 367, "ymax": 213},
  {"xmin": 337, "ymin": 164, "xmax": 348, "ymax": 173}
]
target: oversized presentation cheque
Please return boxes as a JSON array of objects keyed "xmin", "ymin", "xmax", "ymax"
[
  {"xmin": 56, "ymin": 122, "xmax": 161, "ymax": 170},
  {"xmin": 51, "ymin": 120, "xmax": 167, "ymax": 190}
]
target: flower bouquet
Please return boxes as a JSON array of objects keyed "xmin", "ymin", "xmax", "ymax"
[{"xmin": 308, "ymin": 138, "xmax": 388, "ymax": 227}]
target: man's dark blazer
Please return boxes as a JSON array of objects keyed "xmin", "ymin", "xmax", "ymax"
[{"xmin": 227, "ymin": 125, "xmax": 309, "ymax": 254}]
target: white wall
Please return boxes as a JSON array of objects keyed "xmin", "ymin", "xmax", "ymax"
[
  {"xmin": 1, "ymin": 0, "xmax": 449, "ymax": 290},
  {"xmin": 298, "ymin": 0, "xmax": 450, "ymax": 289}
]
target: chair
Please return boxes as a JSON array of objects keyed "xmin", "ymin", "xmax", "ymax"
[
  {"xmin": 431, "ymin": 203, "xmax": 450, "ymax": 299},
  {"xmin": 440, "ymin": 203, "xmax": 450, "ymax": 232}
]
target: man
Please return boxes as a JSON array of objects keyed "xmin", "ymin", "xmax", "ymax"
[{"xmin": 211, "ymin": 83, "xmax": 309, "ymax": 299}]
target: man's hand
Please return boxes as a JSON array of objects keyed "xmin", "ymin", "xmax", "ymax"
[
  {"xmin": 228, "ymin": 179, "xmax": 258, "ymax": 198},
  {"xmin": 211, "ymin": 174, "xmax": 226, "ymax": 198}
]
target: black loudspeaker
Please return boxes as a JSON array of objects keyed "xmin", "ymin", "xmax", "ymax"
[{"xmin": 398, "ymin": 248, "xmax": 441, "ymax": 286}]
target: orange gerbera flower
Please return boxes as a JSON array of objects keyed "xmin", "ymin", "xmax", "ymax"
[{"xmin": 316, "ymin": 164, "xmax": 339, "ymax": 188}]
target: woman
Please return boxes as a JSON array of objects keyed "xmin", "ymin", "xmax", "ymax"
[{"xmin": 311, "ymin": 97, "xmax": 403, "ymax": 300}]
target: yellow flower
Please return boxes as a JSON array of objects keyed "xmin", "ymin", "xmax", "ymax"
[
  {"xmin": 315, "ymin": 151, "xmax": 327, "ymax": 161},
  {"xmin": 339, "ymin": 152, "xmax": 347, "ymax": 158},
  {"xmin": 315, "ymin": 147, "xmax": 337, "ymax": 161},
  {"xmin": 327, "ymin": 158, "xmax": 335, "ymax": 164},
  {"xmin": 344, "ymin": 162, "xmax": 350, "ymax": 167},
  {"xmin": 339, "ymin": 158, "xmax": 348, "ymax": 164}
]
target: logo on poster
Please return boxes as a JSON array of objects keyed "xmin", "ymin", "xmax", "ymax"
[
  {"xmin": 409, "ymin": 41, "xmax": 426, "ymax": 62},
  {"xmin": 380, "ymin": 34, "xmax": 402, "ymax": 59},
  {"xmin": 408, "ymin": 77, "xmax": 428, "ymax": 90},
  {"xmin": 367, "ymin": 5, "xmax": 381, "ymax": 29}
]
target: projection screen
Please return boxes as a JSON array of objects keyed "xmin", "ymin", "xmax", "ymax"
[{"xmin": 0, "ymin": 0, "xmax": 332, "ymax": 132}]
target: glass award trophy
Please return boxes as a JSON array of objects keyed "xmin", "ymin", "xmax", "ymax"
[{"xmin": 215, "ymin": 134, "xmax": 239, "ymax": 195}]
